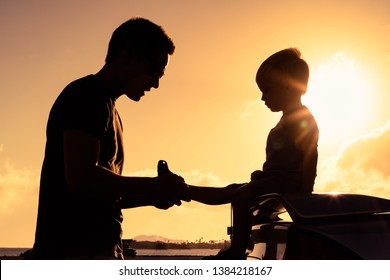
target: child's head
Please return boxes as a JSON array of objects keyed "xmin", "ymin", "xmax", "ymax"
[{"xmin": 256, "ymin": 48, "xmax": 309, "ymax": 96}]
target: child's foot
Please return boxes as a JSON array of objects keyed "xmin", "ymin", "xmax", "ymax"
[
  {"xmin": 202, "ymin": 249, "xmax": 247, "ymax": 260},
  {"xmin": 157, "ymin": 160, "xmax": 173, "ymax": 176},
  {"xmin": 157, "ymin": 160, "xmax": 191, "ymax": 202}
]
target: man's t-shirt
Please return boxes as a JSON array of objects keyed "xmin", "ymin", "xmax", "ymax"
[
  {"xmin": 33, "ymin": 75, "xmax": 124, "ymax": 259},
  {"xmin": 262, "ymin": 106, "xmax": 319, "ymax": 193}
]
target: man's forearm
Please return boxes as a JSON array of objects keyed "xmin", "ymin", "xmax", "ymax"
[{"xmin": 66, "ymin": 164, "xmax": 157, "ymax": 200}]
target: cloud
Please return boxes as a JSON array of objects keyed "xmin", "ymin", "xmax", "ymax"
[
  {"xmin": 240, "ymin": 100, "xmax": 259, "ymax": 119},
  {"xmin": 124, "ymin": 167, "xmax": 228, "ymax": 214},
  {"xmin": 0, "ymin": 162, "xmax": 39, "ymax": 215},
  {"xmin": 121, "ymin": 168, "xmax": 231, "ymax": 242},
  {"xmin": 315, "ymin": 121, "xmax": 390, "ymax": 199},
  {"xmin": 124, "ymin": 168, "xmax": 156, "ymax": 178},
  {"xmin": 181, "ymin": 169, "xmax": 227, "ymax": 187},
  {"xmin": 337, "ymin": 122, "xmax": 390, "ymax": 177},
  {"xmin": 125, "ymin": 168, "xmax": 227, "ymax": 187},
  {"xmin": 0, "ymin": 144, "xmax": 3, "ymax": 153}
]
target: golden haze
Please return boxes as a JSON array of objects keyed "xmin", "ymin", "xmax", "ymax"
[{"xmin": 1, "ymin": 0, "xmax": 390, "ymax": 247}]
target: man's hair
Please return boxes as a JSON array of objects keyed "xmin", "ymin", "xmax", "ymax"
[
  {"xmin": 105, "ymin": 17, "xmax": 175, "ymax": 63},
  {"xmin": 256, "ymin": 48, "xmax": 309, "ymax": 94}
]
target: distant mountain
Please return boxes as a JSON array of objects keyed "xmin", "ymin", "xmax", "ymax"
[{"xmin": 132, "ymin": 235, "xmax": 185, "ymax": 244}]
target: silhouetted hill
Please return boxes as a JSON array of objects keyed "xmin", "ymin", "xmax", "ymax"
[
  {"xmin": 124, "ymin": 236, "xmax": 230, "ymax": 250},
  {"xmin": 132, "ymin": 235, "xmax": 184, "ymax": 244}
]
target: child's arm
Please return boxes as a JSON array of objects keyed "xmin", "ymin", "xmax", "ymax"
[
  {"xmin": 302, "ymin": 142, "xmax": 318, "ymax": 193},
  {"xmin": 299, "ymin": 123, "xmax": 319, "ymax": 193},
  {"xmin": 294, "ymin": 112, "xmax": 319, "ymax": 193},
  {"xmin": 188, "ymin": 183, "xmax": 246, "ymax": 205}
]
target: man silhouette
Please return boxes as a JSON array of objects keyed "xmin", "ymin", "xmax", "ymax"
[{"xmin": 32, "ymin": 18, "xmax": 188, "ymax": 259}]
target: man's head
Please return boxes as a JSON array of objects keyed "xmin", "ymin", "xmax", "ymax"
[
  {"xmin": 256, "ymin": 48, "xmax": 309, "ymax": 95},
  {"xmin": 106, "ymin": 17, "xmax": 175, "ymax": 64},
  {"xmin": 101, "ymin": 18, "xmax": 175, "ymax": 101}
]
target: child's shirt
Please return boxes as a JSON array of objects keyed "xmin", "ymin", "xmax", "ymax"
[{"xmin": 262, "ymin": 106, "xmax": 319, "ymax": 193}]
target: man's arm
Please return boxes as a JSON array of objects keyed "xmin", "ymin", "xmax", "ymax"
[{"xmin": 63, "ymin": 129, "xmax": 185, "ymax": 207}]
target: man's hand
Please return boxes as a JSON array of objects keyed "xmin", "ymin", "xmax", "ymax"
[
  {"xmin": 153, "ymin": 173, "xmax": 189, "ymax": 209},
  {"xmin": 251, "ymin": 170, "xmax": 263, "ymax": 181},
  {"xmin": 157, "ymin": 160, "xmax": 191, "ymax": 203},
  {"xmin": 118, "ymin": 174, "xmax": 187, "ymax": 209}
]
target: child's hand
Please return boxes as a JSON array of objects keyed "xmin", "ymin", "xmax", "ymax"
[{"xmin": 251, "ymin": 170, "xmax": 263, "ymax": 181}]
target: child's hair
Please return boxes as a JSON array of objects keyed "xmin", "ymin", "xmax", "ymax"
[{"xmin": 256, "ymin": 48, "xmax": 309, "ymax": 94}]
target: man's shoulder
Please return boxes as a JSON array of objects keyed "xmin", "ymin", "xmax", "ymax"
[
  {"xmin": 51, "ymin": 75, "xmax": 112, "ymax": 118},
  {"xmin": 62, "ymin": 75, "xmax": 99, "ymax": 95},
  {"xmin": 59, "ymin": 75, "xmax": 111, "ymax": 104}
]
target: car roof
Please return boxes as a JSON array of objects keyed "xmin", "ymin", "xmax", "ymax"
[{"xmin": 256, "ymin": 193, "xmax": 390, "ymax": 222}]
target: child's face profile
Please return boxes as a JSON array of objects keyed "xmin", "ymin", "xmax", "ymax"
[{"xmin": 257, "ymin": 70, "xmax": 289, "ymax": 112}]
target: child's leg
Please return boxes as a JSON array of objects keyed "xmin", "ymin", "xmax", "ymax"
[
  {"xmin": 228, "ymin": 177, "xmax": 287, "ymax": 256},
  {"xmin": 229, "ymin": 187, "xmax": 254, "ymax": 255},
  {"xmin": 188, "ymin": 183, "xmax": 246, "ymax": 205}
]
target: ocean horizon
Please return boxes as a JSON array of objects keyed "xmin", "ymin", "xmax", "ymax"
[{"xmin": 0, "ymin": 247, "xmax": 220, "ymax": 258}]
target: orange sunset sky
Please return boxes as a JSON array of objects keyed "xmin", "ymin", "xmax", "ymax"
[{"xmin": 1, "ymin": 0, "xmax": 390, "ymax": 247}]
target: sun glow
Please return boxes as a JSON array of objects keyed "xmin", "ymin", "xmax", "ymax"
[{"xmin": 303, "ymin": 52, "xmax": 374, "ymax": 148}]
